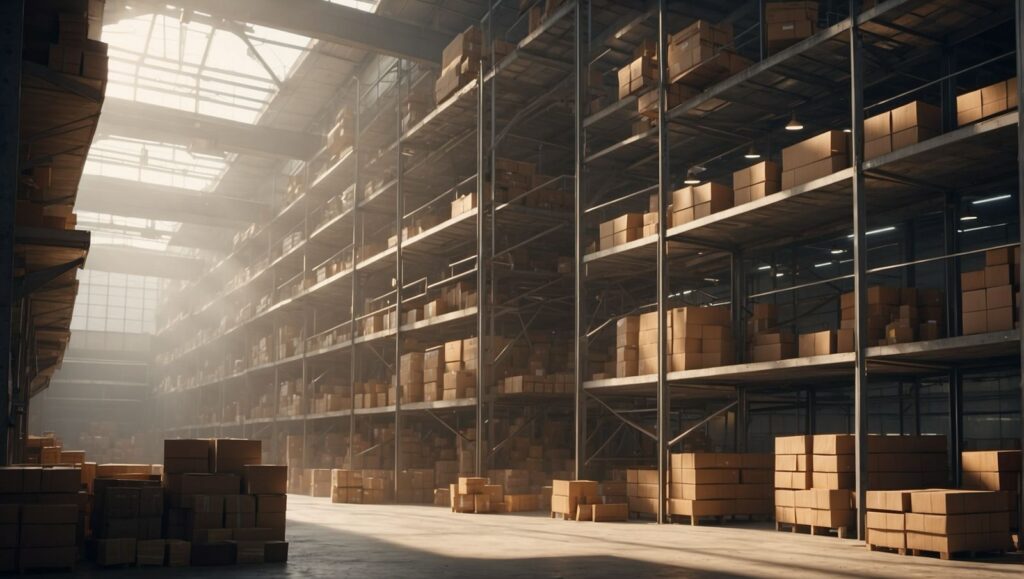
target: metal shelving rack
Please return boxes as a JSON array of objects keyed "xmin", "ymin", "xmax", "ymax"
[
  {"xmin": 151, "ymin": 0, "xmax": 1023, "ymax": 536},
  {"xmin": 573, "ymin": 0, "xmax": 1023, "ymax": 536}
]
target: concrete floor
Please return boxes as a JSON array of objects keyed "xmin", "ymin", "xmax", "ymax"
[{"xmin": 58, "ymin": 494, "xmax": 1020, "ymax": 578}]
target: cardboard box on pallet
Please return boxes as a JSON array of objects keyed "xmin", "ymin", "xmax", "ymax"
[
  {"xmin": 902, "ymin": 489, "xmax": 1014, "ymax": 556},
  {"xmin": 626, "ymin": 469, "xmax": 660, "ymax": 515},
  {"xmin": 774, "ymin": 435, "xmax": 812, "ymax": 491},
  {"xmin": 781, "ymin": 130, "xmax": 850, "ymax": 189},
  {"xmin": 961, "ymin": 450, "xmax": 1021, "ymax": 499}
]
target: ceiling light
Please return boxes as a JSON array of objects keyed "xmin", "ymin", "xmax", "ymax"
[
  {"xmin": 972, "ymin": 194, "xmax": 1011, "ymax": 205},
  {"xmin": 846, "ymin": 226, "xmax": 896, "ymax": 239},
  {"xmin": 684, "ymin": 169, "xmax": 701, "ymax": 185},
  {"xmin": 744, "ymin": 146, "xmax": 761, "ymax": 160},
  {"xmin": 785, "ymin": 113, "xmax": 803, "ymax": 131},
  {"xmin": 830, "ymin": 246, "xmax": 845, "ymax": 255},
  {"xmin": 960, "ymin": 206, "xmax": 977, "ymax": 222},
  {"xmin": 842, "ymin": 128, "xmax": 852, "ymax": 133},
  {"xmin": 775, "ymin": 272, "xmax": 785, "ymax": 278},
  {"xmin": 814, "ymin": 262, "xmax": 833, "ymax": 268},
  {"xmin": 757, "ymin": 265, "xmax": 772, "ymax": 271}
]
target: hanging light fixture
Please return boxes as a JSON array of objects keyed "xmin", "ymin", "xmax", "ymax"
[
  {"xmin": 744, "ymin": 146, "xmax": 761, "ymax": 160},
  {"xmin": 785, "ymin": 112, "xmax": 804, "ymax": 131},
  {"xmin": 683, "ymin": 168, "xmax": 701, "ymax": 185},
  {"xmin": 960, "ymin": 206, "xmax": 978, "ymax": 222}
]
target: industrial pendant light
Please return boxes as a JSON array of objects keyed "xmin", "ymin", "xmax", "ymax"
[{"xmin": 785, "ymin": 112, "xmax": 804, "ymax": 131}]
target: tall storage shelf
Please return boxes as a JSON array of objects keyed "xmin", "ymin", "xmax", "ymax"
[{"xmin": 151, "ymin": 0, "xmax": 1022, "ymax": 533}]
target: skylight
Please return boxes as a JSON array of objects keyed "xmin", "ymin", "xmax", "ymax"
[{"xmin": 84, "ymin": 136, "xmax": 228, "ymax": 192}]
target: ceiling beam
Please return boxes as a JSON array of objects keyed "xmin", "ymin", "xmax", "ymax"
[
  {"xmin": 85, "ymin": 245, "xmax": 203, "ymax": 280},
  {"xmin": 98, "ymin": 98, "xmax": 320, "ymax": 159},
  {"xmin": 77, "ymin": 175, "xmax": 268, "ymax": 228},
  {"xmin": 140, "ymin": 0, "xmax": 449, "ymax": 65}
]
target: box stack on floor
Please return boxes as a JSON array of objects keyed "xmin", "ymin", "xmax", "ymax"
[
  {"xmin": 865, "ymin": 489, "xmax": 916, "ymax": 554},
  {"xmin": 869, "ymin": 435, "xmax": 948, "ymax": 490},
  {"xmin": 450, "ymin": 477, "xmax": 504, "ymax": 514},
  {"xmin": 626, "ymin": 468, "xmax": 659, "ymax": 518},
  {"xmin": 91, "ymin": 477, "xmax": 163, "ymax": 567},
  {"xmin": 961, "ymin": 247, "xmax": 1019, "ymax": 335},
  {"xmin": 960, "ymin": 450, "xmax": 1021, "ymax": 534},
  {"xmin": 550, "ymin": 480, "xmax": 623, "ymax": 521},
  {"xmin": 906, "ymin": 490, "xmax": 1013, "ymax": 559},
  {"xmin": 0, "ymin": 465, "xmax": 84, "ymax": 573},
  {"xmin": 163, "ymin": 439, "xmax": 288, "ymax": 567},
  {"xmin": 309, "ymin": 469, "xmax": 332, "ymax": 498},
  {"xmin": 774, "ymin": 435, "xmax": 812, "ymax": 526},
  {"xmin": 668, "ymin": 453, "xmax": 773, "ymax": 525},
  {"xmin": 330, "ymin": 470, "xmax": 363, "ymax": 504}
]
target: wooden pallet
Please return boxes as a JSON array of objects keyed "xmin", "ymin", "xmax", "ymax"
[
  {"xmin": 669, "ymin": 514, "xmax": 725, "ymax": 526},
  {"xmin": 866, "ymin": 543, "xmax": 909, "ymax": 556},
  {"xmin": 908, "ymin": 548, "xmax": 1008, "ymax": 561},
  {"xmin": 775, "ymin": 520, "xmax": 852, "ymax": 539}
]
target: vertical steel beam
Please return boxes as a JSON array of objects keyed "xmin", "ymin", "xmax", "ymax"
[
  {"xmin": 475, "ymin": 17, "xmax": 487, "ymax": 477},
  {"xmin": 948, "ymin": 369, "xmax": 963, "ymax": 486},
  {"xmin": 1015, "ymin": 0, "xmax": 1024, "ymax": 537},
  {"xmin": 849, "ymin": 0, "xmax": 869, "ymax": 542},
  {"xmin": 736, "ymin": 387, "xmax": 747, "ymax": 452},
  {"xmin": 487, "ymin": 0, "xmax": 497, "ymax": 474},
  {"xmin": 655, "ymin": 0, "xmax": 670, "ymax": 525},
  {"xmin": 0, "ymin": 0, "xmax": 23, "ymax": 465},
  {"xmin": 758, "ymin": 0, "xmax": 768, "ymax": 62},
  {"xmin": 573, "ymin": 0, "xmax": 587, "ymax": 480},
  {"xmin": 348, "ymin": 79, "xmax": 361, "ymax": 470},
  {"xmin": 394, "ymin": 61, "xmax": 404, "ymax": 501}
]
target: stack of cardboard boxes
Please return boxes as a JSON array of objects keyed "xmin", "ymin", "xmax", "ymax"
[
  {"xmin": 865, "ymin": 489, "xmax": 915, "ymax": 553},
  {"xmin": 626, "ymin": 468, "xmax": 660, "ymax": 517},
  {"xmin": 774, "ymin": 435, "xmax": 813, "ymax": 529},
  {"xmin": 397, "ymin": 469, "xmax": 435, "ymax": 503},
  {"xmin": 423, "ymin": 347, "xmax": 445, "ymax": 402},
  {"xmin": 961, "ymin": 450, "xmax": 1021, "ymax": 525},
  {"xmin": 961, "ymin": 247, "xmax": 1019, "ymax": 335},
  {"xmin": 906, "ymin": 490, "xmax": 1013, "ymax": 558},
  {"xmin": 865, "ymin": 101, "xmax": 941, "ymax": 160},
  {"xmin": 957, "ymin": 77, "xmax": 1018, "ymax": 127},
  {"xmin": 361, "ymin": 470, "xmax": 394, "ymax": 504},
  {"xmin": 838, "ymin": 286, "xmax": 944, "ymax": 349},
  {"xmin": 617, "ymin": 54, "xmax": 657, "ymax": 100},
  {"xmin": 309, "ymin": 469, "xmax": 332, "ymax": 498},
  {"xmin": 330, "ymin": 470, "xmax": 363, "ymax": 504},
  {"xmin": 436, "ymin": 25, "xmax": 482, "ymax": 103},
  {"xmin": 397, "ymin": 353, "xmax": 424, "ymax": 404},
  {"xmin": 47, "ymin": 8, "xmax": 108, "ymax": 80},
  {"xmin": 0, "ymin": 466, "xmax": 84, "ymax": 573},
  {"xmin": 668, "ymin": 453, "xmax": 773, "ymax": 524},
  {"xmin": 91, "ymin": 478, "xmax": 163, "ymax": 567},
  {"xmin": 667, "ymin": 20, "xmax": 748, "ymax": 88},
  {"xmin": 671, "ymin": 183, "xmax": 733, "ymax": 227},
  {"xmin": 442, "ymin": 338, "xmax": 478, "ymax": 400},
  {"xmin": 450, "ymin": 477, "xmax": 503, "ymax": 514},
  {"xmin": 764, "ymin": 1, "xmax": 818, "ymax": 53},
  {"xmin": 781, "ymin": 130, "xmax": 849, "ymax": 189},
  {"xmin": 550, "ymin": 480, "xmax": 601, "ymax": 520},
  {"xmin": 598, "ymin": 214, "xmax": 643, "ymax": 251},
  {"xmin": 733, "ymin": 161, "xmax": 781, "ymax": 206},
  {"xmin": 747, "ymin": 304, "xmax": 796, "ymax": 363},
  {"xmin": 450, "ymin": 190, "xmax": 477, "ymax": 218}
]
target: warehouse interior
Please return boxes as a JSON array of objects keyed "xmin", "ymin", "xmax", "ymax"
[{"xmin": 2, "ymin": 0, "xmax": 1023, "ymax": 576}]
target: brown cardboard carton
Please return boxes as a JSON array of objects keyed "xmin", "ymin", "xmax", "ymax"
[{"xmin": 782, "ymin": 130, "xmax": 849, "ymax": 170}]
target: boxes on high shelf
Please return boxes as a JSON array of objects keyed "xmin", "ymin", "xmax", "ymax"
[
  {"xmin": 733, "ymin": 161, "xmax": 781, "ymax": 205},
  {"xmin": 765, "ymin": 1, "xmax": 818, "ymax": 53},
  {"xmin": 962, "ymin": 246, "xmax": 1020, "ymax": 335},
  {"xmin": 671, "ymin": 183, "xmax": 732, "ymax": 227},
  {"xmin": 751, "ymin": 331, "xmax": 796, "ymax": 363},
  {"xmin": 617, "ymin": 55, "xmax": 657, "ymax": 100},
  {"xmin": 615, "ymin": 315, "xmax": 640, "ymax": 377},
  {"xmin": 636, "ymin": 82, "xmax": 698, "ymax": 119},
  {"xmin": 599, "ymin": 213, "xmax": 643, "ymax": 250},
  {"xmin": 667, "ymin": 20, "xmax": 746, "ymax": 89},
  {"xmin": 436, "ymin": 25, "xmax": 482, "ymax": 103},
  {"xmin": 864, "ymin": 101, "xmax": 941, "ymax": 160},
  {"xmin": 781, "ymin": 130, "xmax": 849, "ymax": 189},
  {"xmin": 797, "ymin": 329, "xmax": 836, "ymax": 358},
  {"xmin": 957, "ymin": 77, "xmax": 1018, "ymax": 127}
]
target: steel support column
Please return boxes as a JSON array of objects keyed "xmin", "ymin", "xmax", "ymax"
[
  {"xmin": 475, "ymin": 21, "xmax": 487, "ymax": 477},
  {"xmin": 1015, "ymin": 0, "xmax": 1024, "ymax": 537},
  {"xmin": 348, "ymin": 80, "xmax": 361, "ymax": 470},
  {"xmin": 394, "ymin": 61, "xmax": 405, "ymax": 501},
  {"xmin": 849, "ymin": 0, "xmax": 870, "ymax": 541},
  {"xmin": 573, "ymin": 0, "xmax": 587, "ymax": 480},
  {"xmin": 0, "ymin": 0, "xmax": 22, "ymax": 465},
  {"xmin": 655, "ymin": 0, "xmax": 670, "ymax": 525},
  {"xmin": 948, "ymin": 368, "xmax": 963, "ymax": 487}
]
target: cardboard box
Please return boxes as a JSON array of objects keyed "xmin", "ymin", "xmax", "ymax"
[
  {"xmin": 213, "ymin": 439, "xmax": 261, "ymax": 476},
  {"xmin": 243, "ymin": 465, "xmax": 287, "ymax": 495}
]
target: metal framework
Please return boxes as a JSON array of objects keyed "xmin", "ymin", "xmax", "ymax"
[{"xmin": 150, "ymin": 0, "xmax": 1023, "ymax": 534}]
